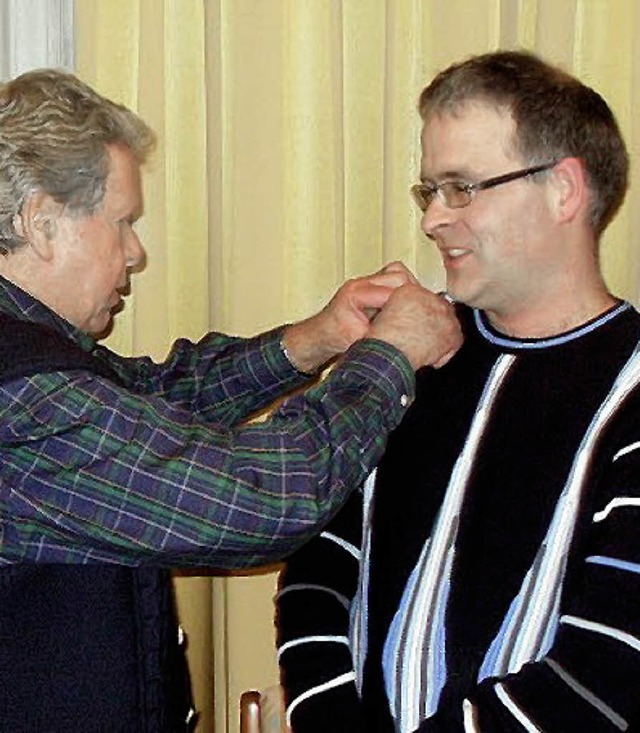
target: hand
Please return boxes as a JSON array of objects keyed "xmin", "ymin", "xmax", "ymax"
[
  {"xmin": 281, "ymin": 262, "xmax": 416, "ymax": 373},
  {"xmin": 368, "ymin": 284, "xmax": 462, "ymax": 370}
]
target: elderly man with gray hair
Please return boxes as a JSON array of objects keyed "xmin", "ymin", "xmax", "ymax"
[{"xmin": 0, "ymin": 69, "xmax": 460, "ymax": 731}]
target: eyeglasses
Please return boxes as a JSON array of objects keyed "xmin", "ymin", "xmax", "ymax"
[{"xmin": 410, "ymin": 161, "xmax": 557, "ymax": 211}]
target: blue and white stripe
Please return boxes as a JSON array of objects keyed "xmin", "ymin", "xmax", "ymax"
[
  {"xmin": 380, "ymin": 354, "xmax": 516, "ymax": 733},
  {"xmin": 351, "ymin": 470, "xmax": 378, "ymax": 693},
  {"xmin": 480, "ymin": 343, "xmax": 640, "ymax": 686},
  {"xmin": 351, "ymin": 340, "xmax": 640, "ymax": 732}
]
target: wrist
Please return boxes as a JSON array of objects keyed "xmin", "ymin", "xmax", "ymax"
[
  {"xmin": 281, "ymin": 317, "xmax": 339, "ymax": 375},
  {"xmin": 279, "ymin": 334, "xmax": 317, "ymax": 376}
]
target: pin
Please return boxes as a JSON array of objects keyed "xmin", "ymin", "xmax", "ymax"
[{"xmin": 438, "ymin": 291, "xmax": 455, "ymax": 304}]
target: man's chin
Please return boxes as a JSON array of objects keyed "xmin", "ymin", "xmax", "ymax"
[
  {"xmin": 445, "ymin": 278, "xmax": 478, "ymax": 308},
  {"xmin": 89, "ymin": 311, "xmax": 116, "ymax": 340},
  {"xmin": 444, "ymin": 280, "xmax": 463, "ymax": 304}
]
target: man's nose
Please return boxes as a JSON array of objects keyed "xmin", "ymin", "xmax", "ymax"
[
  {"xmin": 421, "ymin": 195, "xmax": 456, "ymax": 240},
  {"xmin": 125, "ymin": 227, "xmax": 145, "ymax": 270}
]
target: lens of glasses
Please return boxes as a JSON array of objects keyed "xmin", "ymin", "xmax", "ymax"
[
  {"xmin": 411, "ymin": 181, "xmax": 474, "ymax": 211},
  {"xmin": 440, "ymin": 182, "xmax": 473, "ymax": 208},
  {"xmin": 411, "ymin": 184, "xmax": 435, "ymax": 211}
]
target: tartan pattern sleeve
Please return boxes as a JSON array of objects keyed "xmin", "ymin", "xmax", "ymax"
[
  {"xmin": 93, "ymin": 327, "xmax": 312, "ymax": 427},
  {"xmin": 0, "ymin": 336, "xmax": 414, "ymax": 570}
]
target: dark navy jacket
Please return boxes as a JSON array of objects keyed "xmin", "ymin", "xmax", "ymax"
[{"xmin": 0, "ymin": 314, "xmax": 195, "ymax": 732}]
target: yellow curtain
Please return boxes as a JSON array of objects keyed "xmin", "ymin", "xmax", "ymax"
[{"xmin": 74, "ymin": 1, "xmax": 640, "ymax": 731}]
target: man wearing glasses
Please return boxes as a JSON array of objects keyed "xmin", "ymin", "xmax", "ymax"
[{"xmin": 277, "ymin": 50, "xmax": 640, "ymax": 731}]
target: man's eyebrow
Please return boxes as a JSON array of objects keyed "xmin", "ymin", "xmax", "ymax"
[{"xmin": 419, "ymin": 169, "xmax": 466, "ymax": 184}]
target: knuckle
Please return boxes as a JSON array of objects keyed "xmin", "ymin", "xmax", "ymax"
[{"xmin": 341, "ymin": 277, "xmax": 359, "ymax": 296}]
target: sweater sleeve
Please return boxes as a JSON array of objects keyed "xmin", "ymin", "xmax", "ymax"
[
  {"xmin": 276, "ymin": 489, "xmax": 366, "ymax": 732},
  {"xmin": 468, "ymin": 433, "xmax": 640, "ymax": 732}
]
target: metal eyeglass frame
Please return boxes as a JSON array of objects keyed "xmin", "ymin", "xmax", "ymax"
[{"xmin": 410, "ymin": 161, "xmax": 558, "ymax": 211}]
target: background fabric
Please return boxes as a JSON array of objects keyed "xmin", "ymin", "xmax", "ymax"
[{"xmin": 0, "ymin": 0, "xmax": 73, "ymax": 79}]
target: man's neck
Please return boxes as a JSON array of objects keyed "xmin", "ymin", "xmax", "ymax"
[{"xmin": 485, "ymin": 289, "xmax": 618, "ymax": 339}]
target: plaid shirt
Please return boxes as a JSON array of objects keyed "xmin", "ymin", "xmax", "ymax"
[{"xmin": 0, "ymin": 277, "xmax": 414, "ymax": 569}]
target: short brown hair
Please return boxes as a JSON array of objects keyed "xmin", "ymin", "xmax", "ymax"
[
  {"xmin": 419, "ymin": 50, "xmax": 628, "ymax": 237},
  {"xmin": 0, "ymin": 68, "xmax": 156, "ymax": 254}
]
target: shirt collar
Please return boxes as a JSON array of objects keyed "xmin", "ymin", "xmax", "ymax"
[{"xmin": 0, "ymin": 274, "xmax": 96, "ymax": 352}]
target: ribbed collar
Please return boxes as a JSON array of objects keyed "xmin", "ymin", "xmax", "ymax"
[{"xmin": 474, "ymin": 300, "xmax": 632, "ymax": 351}]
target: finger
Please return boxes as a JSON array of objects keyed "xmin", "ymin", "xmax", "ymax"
[
  {"xmin": 432, "ymin": 348, "xmax": 457, "ymax": 369},
  {"xmin": 365, "ymin": 270, "xmax": 415, "ymax": 290},
  {"xmin": 348, "ymin": 282, "xmax": 399, "ymax": 312},
  {"xmin": 379, "ymin": 261, "xmax": 419, "ymax": 284},
  {"xmin": 377, "ymin": 260, "xmax": 407, "ymax": 275}
]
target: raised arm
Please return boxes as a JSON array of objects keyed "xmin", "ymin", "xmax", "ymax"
[
  {"xmin": 0, "ymin": 275, "xmax": 461, "ymax": 569},
  {"xmin": 101, "ymin": 263, "xmax": 460, "ymax": 428}
]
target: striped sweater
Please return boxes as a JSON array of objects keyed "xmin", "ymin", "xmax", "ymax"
[{"xmin": 277, "ymin": 302, "xmax": 640, "ymax": 732}]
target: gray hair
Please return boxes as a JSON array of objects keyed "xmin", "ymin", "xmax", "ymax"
[{"xmin": 0, "ymin": 68, "xmax": 156, "ymax": 254}]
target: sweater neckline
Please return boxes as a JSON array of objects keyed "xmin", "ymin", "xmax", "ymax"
[{"xmin": 474, "ymin": 300, "xmax": 631, "ymax": 351}]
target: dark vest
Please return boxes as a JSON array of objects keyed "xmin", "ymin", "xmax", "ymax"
[{"xmin": 0, "ymin": 314, "xmax": 195, "ymax": 732}]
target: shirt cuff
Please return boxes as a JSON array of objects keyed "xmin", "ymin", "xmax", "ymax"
[{"xmin": 333, "ymin": 337, "xmax": 415, "ymax": 428}]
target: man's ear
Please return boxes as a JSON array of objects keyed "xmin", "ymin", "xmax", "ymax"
[
  {"xmin": 13, "ymin": 191, "xmax": 61, "ymax": 260},
  {"xmin": 548, "ymin": 157, "xmax": 588, "ymax": 225}
]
